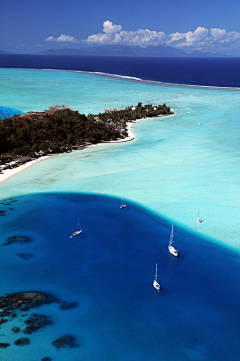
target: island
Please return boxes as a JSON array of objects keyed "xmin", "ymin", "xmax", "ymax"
[{"xmin": 0, "ymin": 102, "xmax": 173, "ymax": 170}]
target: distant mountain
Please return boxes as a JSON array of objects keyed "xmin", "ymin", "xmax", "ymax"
[
  {"xmin": 189, "ymin": 50, "xmax": 226, "ymax": 57},
  {"xmin": 38, "ymin": 45, "xmax": 186, "ymax": 57},
  {"xmin": 38, "ymin": 45, "xmax": 226, "ymax": 57},
  {"xmin": 0, "ymin": 50, "xmax": 6, "ymax": 53}
]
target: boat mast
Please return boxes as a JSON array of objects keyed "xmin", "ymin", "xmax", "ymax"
[
  {"xmin": 155, "ymin": 263, "xmax": 158, "ymax": 281},
  {"xmin": 169, "ymin": 225, "xmax": 174, "ymax": 245},
  {"xmin": 77, "ymin": 217, "xmax": 80, "ymax": 231}
]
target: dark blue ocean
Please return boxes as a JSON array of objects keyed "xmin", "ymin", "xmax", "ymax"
[{"xmin": 1, "ymin": 53, "xmax": 240, "ymax": 88}]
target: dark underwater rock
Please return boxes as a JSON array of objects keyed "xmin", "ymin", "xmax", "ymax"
[
  {"xmin": 3, "ymin": 235, "xmax": 31, "ymax": 246},
  {"xmin": 42, "ymin": 358, "xmax": 52, "ymax": 361},
  {"xmin": 14, "ymin": 337, "xmax": 30, "ymax": 346},
  {"xmin": 23, "ymin": 313, "xmax": 52, "ymax": 334},
  {"xmin": 0, "ymin": 342, "xmax": 10, "ymax": 348},
  {"xmin": 12, "ymin": 326, "xmax": 20, "ymax": 333},
  {"xmin": 59, "ymin": 301, "xmax": 78, "ymax": 311},
  {"xmin": 51, "ymin": 335, "xmax": 79, "ymax": 349}
]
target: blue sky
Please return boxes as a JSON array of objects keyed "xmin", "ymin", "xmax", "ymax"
[{"xmin": 1, "ymin": 0, "xmax": 240, "ymax": 55}]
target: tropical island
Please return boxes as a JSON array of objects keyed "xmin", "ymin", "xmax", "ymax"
[{"xmin": 0, "ymin": 102, "xmax": 173, "ymax": 169}]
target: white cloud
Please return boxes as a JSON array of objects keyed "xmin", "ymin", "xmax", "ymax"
[
  {"xmin": 85, "ymin": 21, "xmax": 166, "ymax": 48},
  {"xmin": 165, "ymin": 26, "xmax": 240, "ymax": 53},
  {"xmin": 44, "ymin": 21, "xmax": 240, "ymax": 55},
  {"xmin": 103, "ymin": 20, "xmax": 122, "ymax": 34},
  {"xmin": 168, "ymin": 32, "xmax": 185, "ymax": 42},
  {"xmin": 86, "ymin": 33, "xmax": 112, "ymax": 44},
  {"xmin": 45, "ymin": 34, "xmax": 78, "ymax": 43},
  {"xmin": 167, "ymin": 27, "xmax": 209, "ymax": 47},
  {"xmin": 210, "ymin": 28, "xmax": 227, "ymax": 41}
]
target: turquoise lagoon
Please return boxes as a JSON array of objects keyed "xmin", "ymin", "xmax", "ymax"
[{"xmin": 0, "ymin": 68, "xmax": 240, "ymax": 360}]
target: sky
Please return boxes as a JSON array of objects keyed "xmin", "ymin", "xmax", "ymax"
[{"xmin": 1, "ymin": 0, "xmax": 240, "ymax": 55}]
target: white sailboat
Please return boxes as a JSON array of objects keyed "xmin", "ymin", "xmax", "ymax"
[
  {"xmin": 72, "ymin": 217, "xmax": 82, "ymax": 236},
  {"xmin": 168, "ymin": 224, "xmax": 178, "ymax": 257},
  {"xmin": 153, "ymin": 263, "xmax": 160, "ymax": 292},
  {"xmin": 120, "ymin": 196, "xmax": 126, "ymax": 209},
  {"xmin": 197, "ymin": 208, "xmax": 202, "ymax": 223}
]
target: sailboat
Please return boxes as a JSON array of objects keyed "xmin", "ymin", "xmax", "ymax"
[
  {"xmin": 197, "ymin": 208, "xmax": 202, "ymax": 223},
  {"xmin": 120, "ymin": 196, "xmax": 126, "ymax": 209},
  {"xmin": 153, "ymin": 263, "xmax": 160, "ymax": 292},
  {"xmin": 168, "ymin": 224, "xmax": 178, "ymax": 257},
  {"xmin": 72, "ymin": 217, "xmax": 82, "ymax": 236}
]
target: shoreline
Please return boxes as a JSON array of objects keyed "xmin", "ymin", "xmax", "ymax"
[
  {"xmin": 0, "ymin": 113, "xmax": 173, "ymax": 184},
  {"xmin": 0, "ymin": 156, "xmax": 50, "ymax": 184},
  {"xmin": 102, "ymin": 118, "xmax": 137, "ymax": 143}
]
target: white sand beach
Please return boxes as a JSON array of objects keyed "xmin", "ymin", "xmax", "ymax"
[
  {"xmin": 0, "ymin": 120, "xmax": 139, "ymax": 184},
  {"xmin": 0, "ymin": 156, "xmax": 50, "ymax": 184},
  {"xmin": 0, "ymin": 114, "xmax": 172, "ymax": 184}
]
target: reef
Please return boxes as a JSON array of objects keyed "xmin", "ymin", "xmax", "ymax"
[
  {"xmin": 23, "ymin": 313, "xmax": 52, "ymax": 334},
  {"xmin": 14, "ymin": 338, "xmax": 30, "ymax": 346},
  {"xmin": 0, "ymin": 198, "xmax": 17, "ymax": 206},
  {"xmin": 0, "ymin": 291, "xmax": 79, "ymax": 350},
  {"xmin": 0, "ymin": 343, "xmax": 10, "ymax": 348},
  {"xmin": 12, "ymin": 326, "xmax": 20, "ymax": 333},
  {"xmin": 0, "ymin": 291, "xmax": 57, "ymax": 312},
  {"xmin": 0, "ymin": 318, "xmax": 8, "ymax": 324},
  {"xmin": 3, "ymin": 235, "xmax": 32, "ymax": 246},
  {"xmin": 51, "ymin": 335, "xmax": 79, "ymax": 349}
]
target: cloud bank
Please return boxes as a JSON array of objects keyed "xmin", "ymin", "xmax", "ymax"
[
  {"xmin": 85, "ymin": 20, "xmax": 166, "ymax": 48},
  {"xmin": 46, "ymin": 34, "xmax": 78, "ymax": 43},
  {"xmin": 45, "ymin": 21, "xmax": 240, "ymax": 54}
]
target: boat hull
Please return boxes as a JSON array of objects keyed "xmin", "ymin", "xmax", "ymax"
[
  {"xmin": 153, "ymin": 280, "xmax": 160, "ymax": 291},
  {"xmin": 73, "ymin": 230, "xmax": 82, "ymax": 236},
  {"xmin": 168, "ymin": 245, "xmax": 178, "ymax": 257}
]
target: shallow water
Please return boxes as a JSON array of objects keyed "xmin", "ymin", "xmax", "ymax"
[{"xmin": 1, "ymin": 68, "xmax": 240, "ymax": 360}]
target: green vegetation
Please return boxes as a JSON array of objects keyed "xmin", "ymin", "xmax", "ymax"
[{"xmin": 0, "ymin": 103, "xmax": 173, "ymax": 166}]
